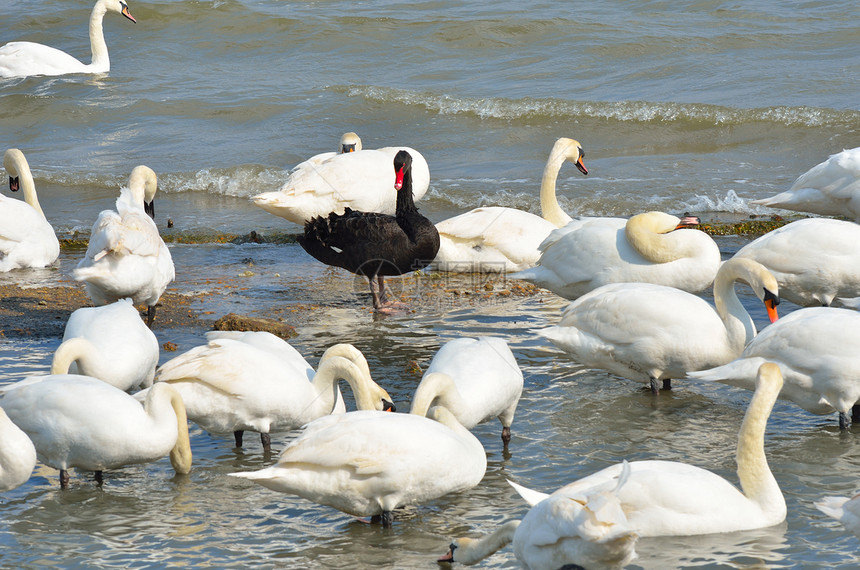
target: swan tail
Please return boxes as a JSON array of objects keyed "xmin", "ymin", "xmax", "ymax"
[
  {"xmin": 815, "ymin": 496, "xmax": 850, "ymax": 520},
  {"xmin": 507, "ymin": 478, "xmax": 550, "ymax": 506}
]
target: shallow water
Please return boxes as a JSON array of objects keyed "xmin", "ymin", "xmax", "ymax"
[{"xmin": 2, "ymin": 0, "xmax": 860, "ymax": 568}]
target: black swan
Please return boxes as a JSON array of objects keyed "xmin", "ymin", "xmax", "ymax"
[{"xmin": 298, "ymin": 150, "xmax": 440, "ymax": 312}]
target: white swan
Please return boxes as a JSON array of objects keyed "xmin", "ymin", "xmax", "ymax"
[
  {"xmin": 430, "ymin": 137, "xmax": 588, "ymax": 273},
  {"xmin": 730, "ymin": 218, "xmax": 860, "ymax": 307},
  {"xmin": 73, "ymin": 165, "xmax": 174, "ymax": 326},
  {"xmin": 816, "ymin": 494, "xmax": 860, "ymax": 538},
  {"xmin": 252, "ymin": 133, "xmax": 431, "ymax": 225},
  {"xmin": 0, "ymin": 375, "xmax": 191, "ymax": 488},
  {"xmin": 53, "ymin": 298, "xmax": 159, "ymax": 391},
  {"xmin": 0, "ymin": 149, "xmax": 60, "ymax": 271},
  {"xmin": 230, "ymin": 406, "xmax": 487, "ymax": 526},
  {"xmin": 752, "ymin": 147, "xmax": 860, "ymax": 222},
  {"xmin": 508, "ymin": 362, "xmax": 787, "ymax": 537},
  {"xmin": 439, "ymin": 462, "xmax": 638, "ymax": 569},
  {"xmin": 689, "ymin": 306, "xmax": 860, "ymax": 429},
  {"xmin": 538, "ymin": 257, "xmax": 780, "ymax": 394},
  {"xmin": 0, "ymin": 407, "xmax": 36, "ymax": 492},
  {"xmin": 145, "ymin": 338, "xmax": 393, "ymax": 451},
  {"xmin": 511, "ymin": 212, "xmax": 721, "ymax": 299},
  {"xmin": 410, "ymin": 336, "xmax": 523, "ymax": 443},
  {"xmin": 0, "ymin": 0, "xmax": 136, "ymax": 79}
]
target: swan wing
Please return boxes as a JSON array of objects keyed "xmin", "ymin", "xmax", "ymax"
[{"xmin": 0, "ymin": 41, "xmax": 88, "ymax": 78}]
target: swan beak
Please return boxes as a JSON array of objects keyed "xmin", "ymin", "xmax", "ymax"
[
  {"xmin": 675, "ymin": 215, "xmax": 701, "ymax": 229},
  {"xmin": 394, "ymin": 166, "xmax": 405, "ymax": 190},
  {"xmin": 120, "ymin": 2, "xmax": 137, "ymax": 23},
  {"xmin": 764, "ymin": 290, "xmax": 780, "ymax": 323},
  {"xmin": 341, "ymin": 144, "xmax": 357, "ymax": 153},
  {"xmin": 576, "ymin": 156, "xmax": 588, "ymax": 175},
  {"xmin": 9, "ymin": 176, "xmax": 19, "ymax": 192},
  {"xmin": 438, "ymin": 546, "xmax": 456, "ymax": 563},
  {"xmin": 383, "ymin": 399, "xmax": 396, "ymax": 412}
]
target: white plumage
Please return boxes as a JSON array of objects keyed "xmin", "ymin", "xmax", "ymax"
[
  {"xmin": 0, "ymin": 407, "xmax": 36, "ymax": 492},
  {"xmin": 816, "ymin": 494, "xmax": 860, "ymax": 539}
]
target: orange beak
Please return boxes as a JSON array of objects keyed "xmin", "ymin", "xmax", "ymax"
[{"xmin": 765, "ymin": 296, "xmax": 779, "ymax": 323}]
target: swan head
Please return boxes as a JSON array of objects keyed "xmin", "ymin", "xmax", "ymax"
[
  {"xmin": 393, "ymin": 150, "xmax": 413, "ymax": 190},
  {"xmin": 756, "ymin": 362, "xmax": 784, "ymax": 393},
  {"xmin": 339, "ymin": 132, "xmax": 362, "ymax": 153},
  {"xmin": 101, "ymin": 0, "xmax": 136, "ymax": 23},
  {"xmin": 3, "ymin": 149, "xmax": 30, "ymax": 193},
  {"xmin": 127, "ymin": 165, "xmax": 158, "ymax": 219},
  {"xmin": 439, "ymin": 521, "xmax": 521, "ymax": 564},
  {"xmin": 552, "ymin": 137, "xmax": 588, "ymax": 175}
]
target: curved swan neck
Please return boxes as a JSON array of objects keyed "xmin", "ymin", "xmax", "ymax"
[
  {"xmin": 410, "ymin": 372, "xmax": 458, "ymax": 418},
  {"xmin": 319, "ymin": 343, "xmax": 372, "ymax": 380},
  {"xmin": 127, "ymin": 165, "xmax": 158, "ymax": 208},
  {"xmin": 3, "ymin": 149, "xmax": 44, "ymax": 218},
  {"xmin": 539, "ymin": 138, "xmax": 578, "ymax": 227},
  {"xmin": 448, "ymin": 521, "xmax": 520, "ymax": 564},
  {"xmin": 736, "ymin": 364, "xmax": 784, "ymax": 512},
  {"xmin": 88, "ymin": 1, "xmax": 110, "ymax": 70},
  {"xmin": 313, "ymin": 356, "xmax": 387, "ymax": 411},
  {"xmin": 51, "ymin": 337, "xmax": 96, "ymax": 375},
  {"xmin": 147, "ymin": 384, "xmax": 192, "ymax": 474},
  {"xmin": 624, "ymin": 212, "xmax": 696, "ymax": 263},
  {"xmin": 713, "ymin": 258, "xmax": 763, "ymax": 352}
]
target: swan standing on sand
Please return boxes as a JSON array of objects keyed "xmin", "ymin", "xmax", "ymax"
[
  {"xmin": 231, "ymin": 406, "xmax": 486, "ymax": 526},
  {"xmin": 0, "ymin": 0, "xmax": 136, "ymax": 79},
  {"xmin": 689, "ymin": 306, "xmax": 860, "ymax": 429},
  {"xmin": 430, "ymin": 137, "xmax": 588, "ymax": 273},
  {"xmin": 538, "ymin": 257, "xmax": 780, "ymax": 394},
  {"xmin": 252, "ymin": 133, "xmax": 430, "ymax": 225},
  {"xmin": 511, "ymin": 212, "xmax": 721, "ymax": 299},
  {"xmin": 53, "ymin": 299, "xmax": 159, "ymax": 391},
  {"xmin": 73, "ymin": 165, "xmax": 174, "ymax": 326},
  {"xmin": 145, "ymin": 339, "xmax": 393, "ymax": 452},
  {"xmin": 0, "ymin": 408, "xmax": 37, "ymax": 492},
  {"xmin": 298, "ymin": 150, "xmax": 440, "ymax": 312},
  {"xmin": 730, "ymin": 218, "xmax": 860, "ymax": 307},
  {"xmin": 816, "ymin": 494, "xmax": 860, "ymax": 538},
  {"xmin": 508, "ymin": 363, "xmax": 787, "ymax": 537},
  {"xmin": 752, "ymin": 147, "xmax": 860, "ymax": 222},
  {"xmin": 410, "ymin": 336, "xmax": 523, "ymax": 444},
  {"xmin": 439, "ymin": 462, "xmax": 638, "ymax": 569},
  {"xmin": 0, "ymin": 375, "xmax": 191, "ymax": 488},
  {"xmin": 1, "ymin": 149, "xmax": 60, "ymax": 271}
]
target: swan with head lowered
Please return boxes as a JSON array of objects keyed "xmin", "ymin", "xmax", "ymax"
[
  {"xmin": 140, "ymin": 337, "xmax": 393, "ymax": 452},
  {"xmin": 0, "ymin": 407, "xmax": 37, "ymax": 492},
  {"xmin": 730, "ymin": 218, "xmax": 860, "ymax": 307},
  {"xmin": 538, "ymin": 257, "xmax": 780, "ymax": 394},
  {"xmin": 0, "ymin": 0, "xmax": 136, "ymax": 79},
  {"xmin": 507, "ymin": 363, "xmax": 787, "ymax": 537},
  {"xmin": 511, "ymin": 212, "xmax": 721, "ymax": 299},
  {"xmin": 298, "ymin": 150, "xmax": 440, "ymax": 312},
  {"xmin": 410, "ymin": 336, "xmax": 523, "ymax": 444},
  {"xmin": 1, "ymin": 149, "xmax": 60, "ymax": 271},
  {"xmin": 252, "ymin": 133, "xmax": 431, "ymax": 225},
  {"xmin": 54, "ymin": 298, "xmax": 159, "ymax": 392},
  {"xmin": 689, "ymin": 306, "xmax": 860, "ymax": 429},
  {"xmin": 0, "ymin": 372, "xmax": 191, "ymax": 489},
  {"xmin": 230, "ymin": 406, "xmax": 486, "ymax": 526},
  {"xmin": 752, "ymin": 147, "xmax": 860, "ymax": 222},
  {"xmin": 73, "ymin": 165, "xmax": 174, "ymax": 326},
  {"xmin": 430, "ymin": 137, "xmax": 588, "ymax": 273},
  {"xmin": 439, "ymin": 462, "xmax": 638, "ymax": 569}
]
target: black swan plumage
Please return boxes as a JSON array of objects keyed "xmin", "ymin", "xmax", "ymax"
[{"xmin": 298, "ymin": 150, "xmax": 440, "ymax": 311}]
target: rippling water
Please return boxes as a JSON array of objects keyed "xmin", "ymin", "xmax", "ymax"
[{"xmin": 2, "ymin": 0, "xmax": 860, "ymax": 568}]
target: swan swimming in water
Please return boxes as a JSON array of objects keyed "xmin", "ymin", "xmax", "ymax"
[
  {"xmin": 73, "ymin": 165, "xmax": 174, "ymax": 326},
  {"xmin": 430, "ymin": 137, "xmax": 588, "ymax": 273},
  {"xmin": 0, "ymin": 149, "xmax": 60, "ymax": 271},
  {"xmin": 252, "ymin": 133, "xmax": 431, "ymax": 225},
  {"xmin": 0, "ymin": 0, "xmax": 137, "ymax": 78}
]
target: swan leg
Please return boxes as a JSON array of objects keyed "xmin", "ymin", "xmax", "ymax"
[
  {"xmin": 146, "ymin": 305, "xmax": 157, "ymax": 327},
  {"xmin": 367, "ymin": 276, "xmax": 382, "ymax": 310},
  {"xmin": 370, "ymin": 511, "xmax": 394, "ymax": 527},
  {"xmin": 662, "ymin": 378, "xmax": 672, "ymax": 391},
  {"xmin": 852, "ymin": 404, "xmax": 860, "ymax": 424},
  {"xmin": 59, "ymin": 469, "xmax": 70, "ymax": 489},
  {"xmin": 649, "ymin": 377, "xmax": 660, "ymax": 395},
  {"xmin": 260, "ymin": 432, "xmax": 271, "ymax": 453},
  {"xmin": 234, "ymin": 430, "xmax": 244, "ymax": 448},
  {"xmin": 94, "ymin": 471, "xmax": 104, "ymax": 485},
  {"xmin": 501, "ymin": 426, "xmax": 512, "ymax": 445},
  {"xmin": 840, "ymin": 411, "xmax": 851, "ymax": 430}
]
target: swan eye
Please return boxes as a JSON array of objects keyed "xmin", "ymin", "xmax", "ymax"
[{"xmin": 579, "ymin": 148, "xmax": 585, "ymax": 159}]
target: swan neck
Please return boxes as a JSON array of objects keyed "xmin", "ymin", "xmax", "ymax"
[
  {"xmin": 89, "ymin": 2, "xmax": 110, "ymax": 69},
  {"xmin": 624, "ymin": 215, "xmax": 687, "ymax": 263},
  {"xmin": 539, "ymin": 143, "xmax": 572, "ymax": 227},
  {"xmin": 313, "ymin": 356, "xmax": 380, "ymax": 411},
  {"xmin": 395, "ymin": 166, "xmax": 418, "ymax": 219},
  {"xmin": 410, "ymin": 372, "xmax": 458, "ymax": 418},
  {"xmin": 736, "ymin": 376, "xmax": 782, "ymax": 512},
  {"xmin": 452, "ymin": 521, "xmax": 520, "ymax": 564},
  {"xmin": 4, "ymin": 150, "xmax": 43, "ymax": 217},
  {"xmin": 50, "ymin": 338, "xmax": 94, "ymax": 375},
  {"xmin": 713, "ymin": 263, "xmax": 757, "ymax": 353},
  {"xmin": 149, "ymin": 385, "xmax": 192, "ymax": 475}
]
